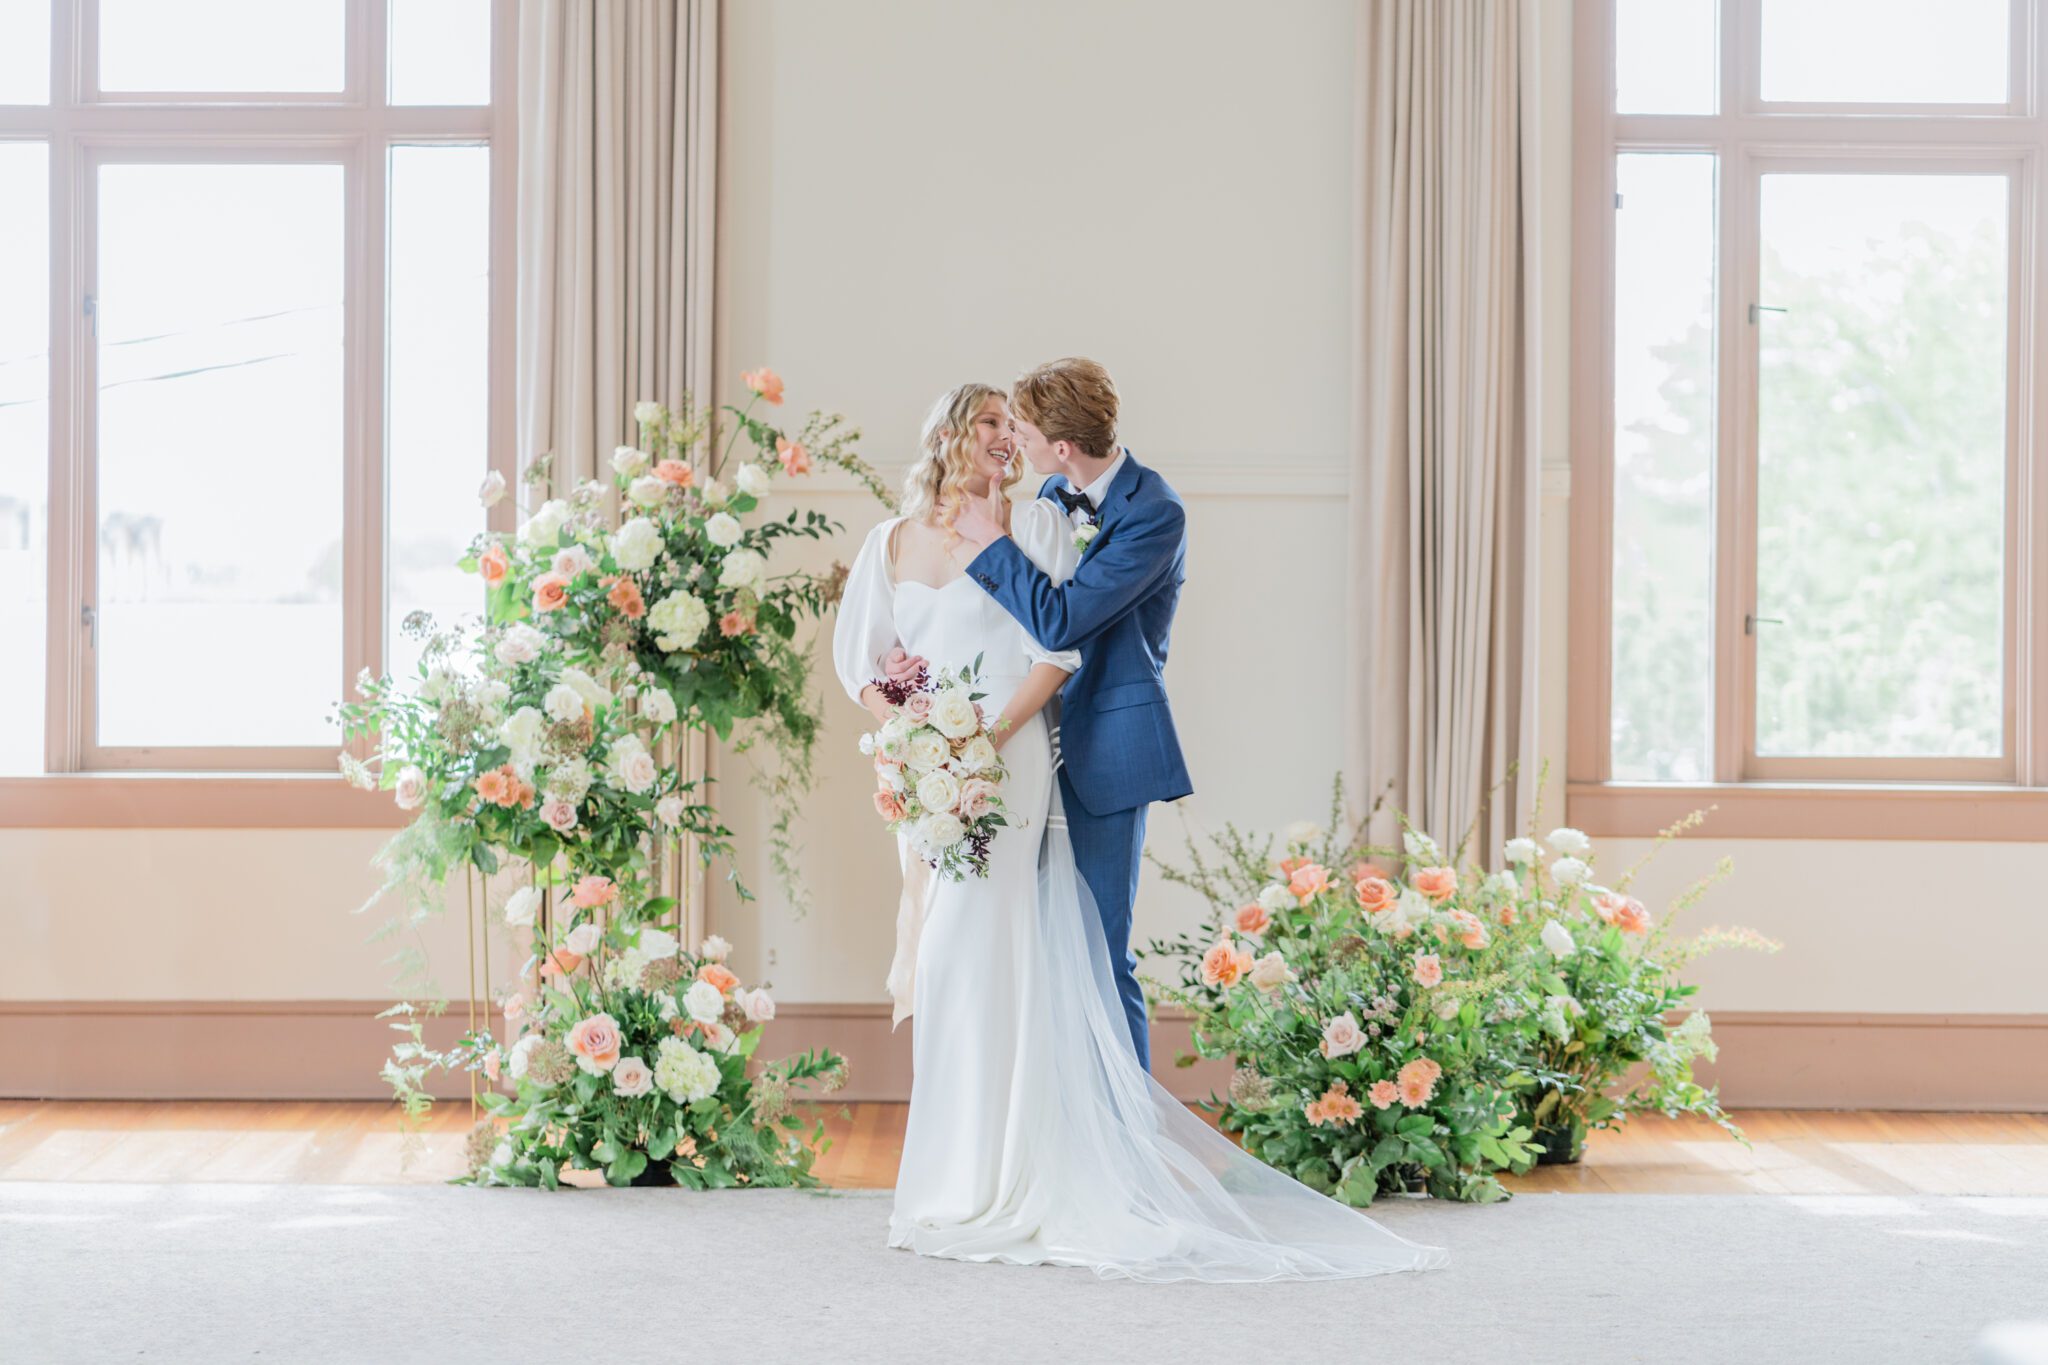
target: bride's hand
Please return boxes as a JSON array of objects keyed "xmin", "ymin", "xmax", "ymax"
[{"xmin": 953, "ymin": 489, "xmax": 1009, "ymax": 550}]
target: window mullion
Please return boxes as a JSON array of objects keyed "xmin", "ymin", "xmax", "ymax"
[{"xmin": 1716, "ymin": 140, "xmax": 1752, "ymax": 785}]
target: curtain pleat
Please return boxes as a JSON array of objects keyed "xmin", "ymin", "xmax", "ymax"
[
  {"xmin": 1349, "ymin": 0, "xmax": 1541, "ymax": 861},
  {"xmin": 517, "ymin": 0, "xmax": 719, "ymax": 497}
]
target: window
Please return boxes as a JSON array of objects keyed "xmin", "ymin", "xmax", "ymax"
[
  {"xmin": 0, "ymin": 0, "xmax": 512, "ymax": 817},
  {"xmin": 1571, "ymin": 0, "xmax": 2048, "ymax": 838}
]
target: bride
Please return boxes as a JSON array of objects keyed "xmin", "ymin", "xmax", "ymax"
[{"xmin": 831, "ymin": 382, "xmax": 1448, "ymax": 1283}]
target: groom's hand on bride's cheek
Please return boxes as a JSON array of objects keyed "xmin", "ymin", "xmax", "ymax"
[{"xmin": 954, "ymin": 491, "xmax": 1006, "ymax": 549}]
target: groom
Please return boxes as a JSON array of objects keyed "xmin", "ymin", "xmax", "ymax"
[{"xmin": 954, "ymin": 357, "xmax": 1192, "ymax": 1072}]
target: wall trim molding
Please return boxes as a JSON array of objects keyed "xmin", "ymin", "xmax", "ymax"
[{"xmin": 5, "ymin": 1000, "xmax": 2043, "ymax": 1110}]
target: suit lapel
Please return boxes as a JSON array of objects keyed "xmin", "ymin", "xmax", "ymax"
[{"xmin": 1099, "ymin": 449, "xmax": 1142, "ymax": 517}]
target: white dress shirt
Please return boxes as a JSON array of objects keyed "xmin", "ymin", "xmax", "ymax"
[{"xmin": 1070, "ymin": 445, "xmax": 1128, "ymax": 510}]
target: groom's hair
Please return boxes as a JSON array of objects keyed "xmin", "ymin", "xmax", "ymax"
[{"xmin": 1012, "ymin": 358, "xmax": 1118, "ymax": 459}]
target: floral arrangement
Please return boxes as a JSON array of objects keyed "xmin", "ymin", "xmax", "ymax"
[
  {"xmin": 1147, "ymin": 777, "xmax": 1777, "ymax": 1205},
  {"xmin": 336, "ymin": 370, "xmax": 887, "ymax": 1181},
  {"xmin": 858, "ymin": 656, "xmax": 1012, "ymax": 880}
]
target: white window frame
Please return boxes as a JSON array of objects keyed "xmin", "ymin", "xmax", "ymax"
[
  {"xmin": 0, "ymin": 0, "xmax": 517, "ymax": 821},
  {"xmin": 1569, "ymin": 0, "xmax": 2048, "ymax": 839}
]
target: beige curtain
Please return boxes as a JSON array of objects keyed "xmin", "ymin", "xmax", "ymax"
[
  {"xmin": 516, "ymin": 0, "xmax": 719, "ymax": 489},
  {"xmin": 1348, "ymin": 0, "xmax": 1542, "ymax": 861}
]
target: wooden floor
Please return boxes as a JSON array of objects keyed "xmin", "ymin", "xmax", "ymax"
[{"xmin": 3, "ymin": 1099, "xmax": 2045, "ymax": 1196}]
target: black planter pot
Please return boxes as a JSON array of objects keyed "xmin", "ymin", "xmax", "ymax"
[
  {"xmin": 1533, "ymin": 1123, "xmax": 1586, "ymax": 1165},
  {"xmin": 629, "ymin": 1157, "xmax": 678, "ymax": 1187}
]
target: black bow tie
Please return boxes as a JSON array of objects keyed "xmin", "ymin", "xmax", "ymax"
[{"xmin": 1053, "ymin": 485, "xmax": 1096, "ymax": 517}]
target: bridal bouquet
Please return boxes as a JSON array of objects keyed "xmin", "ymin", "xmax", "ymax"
[{"xmin": 859, "ymin": 656, "xmax": 1011, "ymax": 880}]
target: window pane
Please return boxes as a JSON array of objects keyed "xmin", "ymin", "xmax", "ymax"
[
  {"xmin": 0, "ymin": 0, "xmax": 51, "ymax": 104},
  {"xmin": 1616, "ymin": 0, "xmax": 1716, "ymax": 115},
  {"xmin": 1761, "ymin": 0, "xmax": 2008, "ymax": 104},
  {"xmin": 1611, "ymin": 154, "xmax": 1716, "ymax": 783},
  {"xmin": 96, "ymin": 163, "xmax": 344, "ymax": 748},
  {"xmin": 99, "ymin": 0, "xmax": 345, "ymax": 93},
  {"xmin": 0, "ymin": 143, "xmax": 48, "ymax": 774},
  {"xmin": 387, "ymin": 144, "xmax": 489, "ymax": 683},
  {"xmin": 388, "ymin": 0, "xmax": 491, "ymax": 105},
  {"xmin": 1756, "ymin": 173, "xmax": 2006, "ymax": 758}
]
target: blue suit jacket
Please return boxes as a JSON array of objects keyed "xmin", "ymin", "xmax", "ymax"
[{"xmin": 967, "ymin": 452, "xmax": 1194, "ymax": 817}]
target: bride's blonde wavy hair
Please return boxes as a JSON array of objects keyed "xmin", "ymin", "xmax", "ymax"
[{"xmin": 900, "ymin": 382, "xmax": 1023, "ymax": 533}]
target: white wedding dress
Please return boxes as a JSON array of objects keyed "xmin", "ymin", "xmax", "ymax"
[{"xmin": 833, "ymin": 504, "xmax": 1449, "ymax": 1283}]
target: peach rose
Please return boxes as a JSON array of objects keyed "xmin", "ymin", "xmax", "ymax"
[
  {"xmin": 719, "ymin": 610, "xmax": 755, "ymax": 638},
  {"xmin": 1277, "ymin": 855, "xmax": 1310, "ymax": 878},
  {"xmin": 478, "ymin": 543, "xmax": 510, "ymax": 587},
  {"xmin": 1595, "ymin": 892, "xmax": 1650, "ymax": 934},
  {"xmin": 1496, "ymin": 902, "xmax": 1519, "ymax": 927},
  {"xmin": 482, "ymin": 1049, "xmax": 502, "ymax": 1083},
  {"xmin": 540, "ymin": 949, "xmax": 584, "ymax": 978},
  {"xmin": 532, "ymin": 572, "xmax": 570, "ymax": 613},
  {"xmin": 743, "ymin": 367, "xmax": 785, "ymax": 405},
  {"xmin": 611, "ymin": 1056, "xmax": 654, "ymax": 1097},
  {"xmin": 902, "ymin": 691, "xmax": 934, "ymax": 723},
  {"xmin": 957, "ymin": 778, "xmax": 997, "ymax": 820},
  {"xmin": 1287, "ymin": 862, "xmax": 1330, "ymax": 902},
  {"xmin": 1412, "ymin": 952, "xmax": 1444, "ymax": 989},
  {"xmin": 1447, "ymin": 909, "xmax": 1490, "ymax": 950},
  {"xmin": 1396, "ymin": 1057, "xmax": 1441, "ymax": 1107},
  {"xmin": 565, "ymin": 1012, "xmax": 622, "ymax": 1073},
  {"xmin": 1350, "ymin": 860, "xmax": 1391, "ymax": 883},
  {"xmin": 1319, "ymin": 1012, "xmax": 1366, "ymax": 1059},
  {"xmin": 775, "ymin": 436, "xmax": 810, "ymax": 474},
  {"xmin": 1354, "ymin": 876, "xmax": 1398, "ymax": 914},
  {"xmin": 654, "ymin": 458, "xmax": 695, "ymax": 487},
  {"xmin": 540, "ymin": 797, "xmax": 578, "ymax": 832},
  {"xmin": 1234, "ymin": 903, "xmax": 1271, "ymax": 937},
  {"xmin": 605, "ymin": 575, "xmax": 646, "ymax": 619},
  {"xmin": 1367, "ymin": 1079, "xmax": 1400, "ymax": 1110},
  {"xmin": 571, "ymin": 875, "xmax": 616, "ymax": 909},
  {"xmin": 1199, "ymin": 939, "xmax": 1253, "ymax": 988},
  {"xmin": 1413, "ymin": 866, "xmax": 1458, "ymax": 902},
  {"xmin": 697, "ymin": 962, "xmax": 740, "ymax": 995},
  {"xmin": 874, "ymin": 790, "xmax": 906, "ymax": 821}
]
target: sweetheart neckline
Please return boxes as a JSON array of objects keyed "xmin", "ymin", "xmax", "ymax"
[{"xmin": 894, "ymin": 576, "xmax": 977, "ymax": 594}]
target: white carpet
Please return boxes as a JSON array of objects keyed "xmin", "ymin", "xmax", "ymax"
[{"xmin": 3, "ymin": 1182, "xmax": 2045, "ymax": 1364}]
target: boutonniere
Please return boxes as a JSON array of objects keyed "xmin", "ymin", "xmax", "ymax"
[{"xmin": 1073, "ymin": 518, "xmax": 1101, "ymax": 554}]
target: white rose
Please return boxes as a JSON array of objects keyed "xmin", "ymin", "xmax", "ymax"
[
  {"xmin": 551, "ymin": 544, "xmax": 596, "ymax": 580},
  {"xmin": 611, "ymin": 1056, "xmax": 654, "ymax": 1097},
  {"xmin": 558, "ymin": 666, "xmax": 608, "ymax": 712},
  {"xmin": 920, "ymin": 812, "xmax": 965, "ymax": 849},
  {"xmin": 1541, "ymin": 920, "xmax": 1577, "ymax": 959},
  {"xmin": 632, "ymin": 400, "xmax": 661, "ymax": 425},
  {"xmin": 927, "ymin": 689, "xmax": 979, "ymax": 740},
  {"xmin": 627, "ymin": 475, "xmax": 669, "ymax": 508},
  {"xmin": 638, "ymin": 927, "xmax": 678, "ymax": 959},
  {"xmin": 704, "ymin": 512, "xmax": 743, "ymax": 548},
  {"xmin": 955, "ymin": 734, "xmax": 998, "ymax": 772},
  {"xmin": 543, "ymin": 682, "xmax": 585, "ymax": 724},
  {"xmin": 647, "ymin": 592, "xmax": 710, "ymax": 651},
  {"xmin": 858, "ymin": 732, "xmax": 877, "ymax": 756},
  {"xmin": 655, "ymin": 794, "xmax": 686, "ymax": 827},
  {"xmin": 610, "ymin": 744, "xmax": 658, "ymax": 794},
  {"xmin": 641, "ymin": 688, "xmax": 677, "ymax": 724},
  {"xmin": 508, "ymin": 1033, "xmax": 540, "ymax": 1079},
  {"xmin": 1402, "ymin": 830, "xmax": 1444, "ymax": 863},
  {"xmin": 495, "ymin": 624, "xmax": 545, "ymax": 666},
  {"xmin": 915, "ymin": 769, "xmax": 962, "ymax": 814},
  {"xmin": 684, "ymin": 979, "xmax": 725, "ymax": 1024},
  {"xmin": 1550, "ymin": 856, "xmax": 1591, "ymax": 887},
  {"xmin": 612, "ymin": 445, "xmax": 650, "ymax": 479},
  {"xmin": 565, "ymin": 922, "xmax": 602, "ymax": 956},
  {"xmin": 476, "ymin": 679, "xmax": 511, "ymax": 717},
  {"xmin": 699, "ymin": 477, "xmax": 729, "ymax": 509},
  {"xmin": 906, "ymin": 731, "xmax": 950, "ymax": 772},
  {"xmin": 719, "ymin": 547, "xmax": 767, "ymax": 594},
  {"xmin": 1504, "ymin": 837, "xmax": 1539, "ymax": 865},
  {"xmin": 700, "ymin": 934, "xmax": 732, "ymax": 962},
  {"xmin": 1547, "ymin": 827, "xmax": 1592, "ymax": 858},
  {"xmin": 1483, "ymin": 870, "xmax": 1519, "ymax": 899},
  {"xmin": 518, "ymin": 499, "xmax": 569, "ymax": 546},
  {"xmin": 393, "ymin": 765, "xmax": 427, "ymax": 811},
  {"xmin": 1257, "ymin": 884, "xmax": 1295, "ymax": 915},
  {"xmin": 610, "ymin": 516, "xmax": 662, "ymax": 573},
  {"xmin": 739, "ymin": 987, "xmax": 775, "ymax": 1022},
  {"xmin": 478, "ymin": 469, "xmax": 507, "ymax": 508},
  {"xmin": 502, "ymin": 885, "xmax": 541, "ymax": 928},
  {"xmin": 656, "ymin": 993, "xmax": 679, "ymax": 1021},
  {"xmin": 736, "ymin": 463, "xmax": 771, "ymax": 498},
  {"xmin": 499, "ymin": 706, "xmax": 543, "ymax": 760}
]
